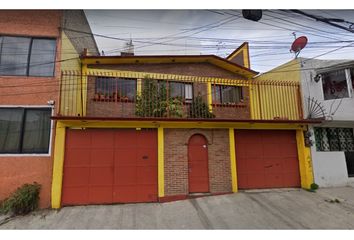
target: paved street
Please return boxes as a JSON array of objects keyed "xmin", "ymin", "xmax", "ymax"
[{"xmin": 1, "ymin": 187, "xmax": 354, "ymax": 229}]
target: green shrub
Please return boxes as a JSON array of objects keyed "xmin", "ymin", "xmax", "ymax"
[
  {"xmin": 0, "ymin": 182, "xmax": 41, "ymax": 215},
  {"xmin": 310, "ymin": 183, "xmax": 319, "ymax": 191},
  {"xmin": 189, "ymin": 95, "xmax": 215, "ymax": 118}
]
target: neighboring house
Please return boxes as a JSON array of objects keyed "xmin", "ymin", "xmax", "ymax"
[
  {"xmin": 0, "ymin": 10, "xmax": 98, "ymax": 208},
  {"xmin": 50, "ymin": 43, "xmax": 316, "ymax": 208},
  {"xmin": 257, "ymin": 58, "xmax": 354, "ymax": 188}
]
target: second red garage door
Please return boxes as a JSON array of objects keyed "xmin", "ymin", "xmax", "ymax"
[
  {"xmin": 235, "ymin": 130, "xmax": 301, "ymax": 189},
  {"xmin": 61, "ymin": 129, "xmax": 158, "ymax": 206}
]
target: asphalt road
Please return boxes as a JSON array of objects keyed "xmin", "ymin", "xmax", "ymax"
[{"xmin": 1, "ymin": 187, "xmax": 354, "ymax": 229}]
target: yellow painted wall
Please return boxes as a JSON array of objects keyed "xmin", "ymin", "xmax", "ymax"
[
  {"xmin": 251, "ymin": 59, "xmax": 302, "ymax": 120},
  {"xmin": 256, "ymin": 59, "xmax": 301, "ymax": 83},
  {"xmin": 60, "ymin": 32, "xmax": 82, "ymax": 116}
]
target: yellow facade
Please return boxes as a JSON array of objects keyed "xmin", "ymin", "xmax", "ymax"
[
  {"xmin": 50, "ymin": 119, "xmax": 313, "ymax": 208},
  {"xmin": 251, "ymin": 59, "xmax": 302, "ymax": 121},
  {"xmin": 59, "ymin": 32, "xmax": 82, "ymax": 116},
  {"xmin": 51, "ymin": 55, "xmax": 314, "ymax": 209}
]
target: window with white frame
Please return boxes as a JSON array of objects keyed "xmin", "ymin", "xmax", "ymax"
[
  {"xmin": 0, "ymin": 36, "xmax": 56, "ymax": 77},
  {"xmin": 321, "ymin": 69, "xmax": 350, "ymax": 100},
  {"xmin": 0, "ymin": 108, "xmax": 52, "ymax": 154}
]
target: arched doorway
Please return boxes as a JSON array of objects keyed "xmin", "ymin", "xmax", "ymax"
[{"xmin": 188, "ymin": 134, "xmax": 209, "ymax": 193}]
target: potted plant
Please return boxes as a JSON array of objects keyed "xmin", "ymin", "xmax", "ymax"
[
  {"xmin": 94, "ymin": 92, "xmax": 100, "ymax": 101},
  {"xmin": 99, "ymin": 92, "xmax": 105, "ymax": 101}
]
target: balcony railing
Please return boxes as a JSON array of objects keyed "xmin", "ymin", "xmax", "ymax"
[{"xmin": 58, "ymin": 71, "xmax": 303, "ymax": 121}]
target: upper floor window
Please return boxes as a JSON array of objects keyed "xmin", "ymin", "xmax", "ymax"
[
  {"xmin": 0, "ymin": 36, "xmax": 56, "ymax": 77},
  {"xmin": 0, "ymin": 108, "xmax": 52, "ymax": 154},
  {"xmin": 212, "ymin": 85, "xmax": 243, "ymax": 104},
  {"xmin": 168, "ymin": 81, "xmax": 193, "ymax": 101},
  {"xmin": 95, "ymin": 77, "xmax": 136, "ymax": 101},
  {"xmin": 321, "ymin": 69, "xmax": 349, "ymax": 100}
]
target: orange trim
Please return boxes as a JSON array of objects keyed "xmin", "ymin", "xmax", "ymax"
[{"xmin": 81, "ymin": 54, "xmax": 258, "ymax": 76}]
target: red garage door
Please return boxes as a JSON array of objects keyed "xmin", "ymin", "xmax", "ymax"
[
  {"xmin": 235, "ymin": 130, "xmax": 300, "ymax": 189},
  {"xmin": 61, "ymin": 129, "xmax": 157, "ymax": 206}
]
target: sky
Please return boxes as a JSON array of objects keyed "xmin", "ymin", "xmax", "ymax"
[{"xmin": 85, "ymin": 10, "xmax": 354, "ymax": 73}]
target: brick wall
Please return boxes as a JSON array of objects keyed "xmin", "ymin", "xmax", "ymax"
[
  {"xmin": 164, "ymin": 128, "xmax": 232, "ymax": 196},
  {"xmin": 0, "ymin": 10, "xmax": 62, "ymax": 208},
  {"xmin": 85, "ymin": 62, "xmax": 251, "ymax": 119},
  {"xmin": 212, "ymin": 87, "xmax": 251, "ymax": 119}
]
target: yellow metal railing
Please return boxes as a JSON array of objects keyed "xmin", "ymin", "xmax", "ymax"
[{"xmin": 58, "ymin": 70, "xmax": 303, "ymax": 121}]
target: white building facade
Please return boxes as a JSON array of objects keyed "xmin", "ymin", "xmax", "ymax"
[{"xmin": 299, "ymin": 58, "xmax": 354, "ymax": 187}]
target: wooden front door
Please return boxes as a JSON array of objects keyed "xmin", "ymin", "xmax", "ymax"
[{"xmin": 188, "ymin": 134, "xmax": 209, "ymax": 193}]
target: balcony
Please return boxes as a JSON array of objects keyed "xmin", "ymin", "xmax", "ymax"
[{"xmin": 58, "ymin": 71, "xmax": 304, "ymax": 122}]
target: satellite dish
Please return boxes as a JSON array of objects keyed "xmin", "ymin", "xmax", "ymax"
[{"xmin": 290, "ymin": 36, "xmax": 308, "ymax": 58}]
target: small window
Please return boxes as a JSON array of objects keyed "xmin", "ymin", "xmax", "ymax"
[
  {"xmin": 314, "ymin": 127, "xmax": 354, "ymax": 152},
  {"xmin": 168, "ymin": 81, "xmax": 193, "ymax": 101},
  {"xmin": 0, "ymin": 108, "xmax": 52, "ymax": 154},
  {"xmin": 0, "ymin": 35, "xmax": 56, "ymax": 77},
  {"xmin": 212, "ymin": 85, "xmax": 243, "ymax": 104},
  {"xmin": 321, "ymin": 69, "xmax": 349, "ymax": 100},
  {"xmin": 95, "ymin": 77, "xmax": 136, "ymax": 101}
]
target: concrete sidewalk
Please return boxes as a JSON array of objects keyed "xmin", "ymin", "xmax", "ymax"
[{"xmin": 1, "ymin": 187, "xmax": 354, "ymax": 229}]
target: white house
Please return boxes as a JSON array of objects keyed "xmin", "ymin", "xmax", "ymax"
[{"xmin": 257, "ymin": 58, "xmax": 354, "ymax": 187}]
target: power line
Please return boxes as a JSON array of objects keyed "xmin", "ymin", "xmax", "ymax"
[{"xmin": 290, "ymin": 10, "xmax": 354, "ymax": 34}]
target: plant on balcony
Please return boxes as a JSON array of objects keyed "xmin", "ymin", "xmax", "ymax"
[
  {"xmin": 189, "ymin": 94, "xmax": 215, "ymax": 118},
  {"xmin": 135, "ymin": 77, "xmax": 183, "ymax": 118}
]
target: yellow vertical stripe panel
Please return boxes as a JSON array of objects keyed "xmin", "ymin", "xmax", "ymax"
[
  {"xmin": 158, "ymin": 127, "xmax": 165, "ymax": 197},
  {"xmin": 207, "ymin": 82, "xmax": 213, "ymax": 112},
  {"xmin": 51, "ymin": 122, "xmax": 66, "ymax": 209},
  {"xmin": 81, "ymin": 65, "xmax": 88, "ymax": 117},
  {"xmin": 296, "ymin": 129, "xmax": 314, "ymax": 189},
  {"xmin": 229, "ymin": 128, "xmax": 238, "ymax": 192},
  {"xmin": 137, "ymin": 78, "xmax": 142, "ymax": 96}
]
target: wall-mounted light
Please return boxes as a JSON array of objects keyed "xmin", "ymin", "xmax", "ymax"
[
  {"xmin": 47, "ymin": 100, "xmax": 55, "ymax": 105},
  {"xmin": 314, "ymin": 74, "xmax": 322, "ymax": 83}
]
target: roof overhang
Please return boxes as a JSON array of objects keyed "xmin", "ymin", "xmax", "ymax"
[{"xmin": 81, "ymin": 55, "xmax": 258, "ymax": 79}]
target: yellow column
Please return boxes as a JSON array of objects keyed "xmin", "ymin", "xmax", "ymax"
[
  {"xmin": 229, "ymin": 128, "xmax": 238, "ymax": 192},
  {"xmin": 51, "ymin": 122, "xmax": 66, "ymax": 209},
  {"xmin": 158, "ymin": 127, "xmax": 165, "ymax": 197},
  {"xmin": 207, "ymin": 82, "xmax": 213, "ymax": 112},
  {"xmin": 137, "ymin": 78, "xmax": 142, "ymax": 96},
  {"xmin": 296, "ymin": 129, "xmax": 314, "ymax": 189},
  {"xmin": 81, "ymin": 64, "xmax": 88, "ymax": 117}
]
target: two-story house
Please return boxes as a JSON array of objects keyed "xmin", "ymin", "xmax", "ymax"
[
  {"xmin": 0, "ymin": 10, "xmax": 98, "ymax": 208},
  {"xmin": 257, "ymin": 58, "xmax": 354, "ymax": 188},
  {"xmin": 50, "ymin": 43, "xmax": 317, "ymax": 208}
]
